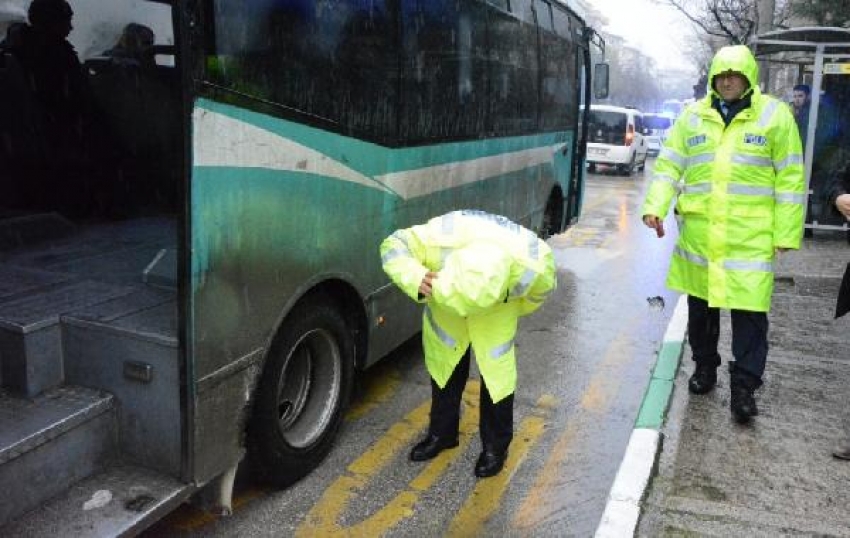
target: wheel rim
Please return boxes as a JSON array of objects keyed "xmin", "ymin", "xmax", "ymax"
[{"xmin": 275, "ymin": 327, "xmax": 342, "ymax": 449}]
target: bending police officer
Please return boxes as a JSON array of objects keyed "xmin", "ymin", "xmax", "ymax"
[{"xmin": 380, "ymin": 210, "xmax": 556, "ymax": 477}]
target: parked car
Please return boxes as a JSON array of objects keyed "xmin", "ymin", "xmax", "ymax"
[
  {"xmin": 645, "ymin": 135, "xmax": 662, "ymax": 156},
  {"xmin": 584, "ymin": 105, "xmax": 648, "ymax": 175},
  {"xmin": 643, "ymin": 113, "xmax": 673, "ymax": 157}
]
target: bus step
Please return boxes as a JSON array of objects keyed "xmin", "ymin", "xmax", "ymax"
[
  {"xmin": 0, "ymin": 278, "xmax": 135, "ymax": 397},
  {"xmin": 1, "ymin": 460, "xmax": 193, "ymax": 538},
  {"xmin": 0, "ymin": 385, "xmax": 116, "ymax": 526},
  {"xmin": 0, "ymin": 212, "xmax": 75, "ymax": 251},
  {"xmin": 61, "ymin": 294, "xmax": 180, "ymax": 476}
]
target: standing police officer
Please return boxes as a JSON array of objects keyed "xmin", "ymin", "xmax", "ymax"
[
  {"xmin": 380, "ymin": 210, "xmax": 556, "ymax": 477},
  {"xmin": 642, "ymin": 45, "xmax": 805, "ymax": 424}
]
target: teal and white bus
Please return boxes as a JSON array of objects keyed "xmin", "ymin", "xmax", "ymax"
[{"xmin": 0, "ymin": 0, "xmax": 604, "ymax": 533}]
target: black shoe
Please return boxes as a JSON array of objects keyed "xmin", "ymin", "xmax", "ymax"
[
  {"xmin": 474, "ymin": 449, "xmax": 507, "ymax": 478},
  {"xmin": 409, "ymin": 434, "xmax": 459, "ymax": 462},
  {"xmin": 688, "ymin": 363, "xmax": 717, "ymax": 394},
  {"xmin": 730, "ymin": 385, "xmax": 758, "ymax": 424}
]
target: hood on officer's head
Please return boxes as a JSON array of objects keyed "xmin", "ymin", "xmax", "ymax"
[
  {"xmin": 431, "ymin": 242, "xmax": 512, "ymax": 318},
  {"xmin": 707, "ymin": 45, "xmax": 759, "ymax": 100}
]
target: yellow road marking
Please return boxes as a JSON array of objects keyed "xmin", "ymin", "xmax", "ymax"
[
  {"xmin": 295, "ymin": 400, "xmax": 428, "ymax": 537},
  {"xmin": 513, "ymin": 316, "xmax": 639, "ymax": 530},
  {"xmin": 445, "ymin": 395, "xmax": 550, "ymax": 537},
  {"xmin": 346, "ymin": 367, "xmax": 402, "ymax": 420},
  {"xmin": 296, "ymin": 383, "xmax": 480, "ymax": 537}
]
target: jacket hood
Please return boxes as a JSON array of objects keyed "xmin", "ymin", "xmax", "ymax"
[{"xmin": 707, "ymin": 45, "xmax": 760, "ymax": 100}]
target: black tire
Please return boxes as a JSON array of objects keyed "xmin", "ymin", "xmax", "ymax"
[
  {"xmin": 540, "ymin": 191, "xmax": 564, "ymax": 238},
  {"xmin": 619, "ymin": 154, "xmax": 636, "ymax": 176},
  {"xmin": 588, "ymin": 163, "xmax": 596, "ymax": 174},
  {"xmin": 249, "ymin": 298, "xmax": 354, "ymax": 488}
]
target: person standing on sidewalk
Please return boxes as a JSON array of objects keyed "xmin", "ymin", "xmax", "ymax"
[
  {"xmin": 826, "ymin": 164, "xmax": 850, "ymax": 458},
  {"xmin": 641, "ymin": 45, "xmax": 806, "ymax": 424},
  {"xmin": 380, "ymin": 210, "xmax": 556, "ymax": 476}
]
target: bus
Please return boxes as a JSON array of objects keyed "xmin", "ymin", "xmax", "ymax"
[{"xmin": 0, "ymin": 0, "xmax": 605, "ymax": 533}]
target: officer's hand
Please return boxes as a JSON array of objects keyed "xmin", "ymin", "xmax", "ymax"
[
  {"xmin": 418, "ymin": 271, "xmax": 438, "ymax": 298},
  {"xmin": 836, "ymin": 193, "xmax": 850, "ymax": 219},
  {"xmin": 642, "ymin": 214, "xmax": 665, "ymax": 238}
]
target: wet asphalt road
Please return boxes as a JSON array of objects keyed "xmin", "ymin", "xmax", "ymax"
[{"xmin": 146, "ymin": 161, "xmax": 683, "ymax": 537}]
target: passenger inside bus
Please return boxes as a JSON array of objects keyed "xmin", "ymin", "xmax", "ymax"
[
  {"xmin": 102, "ymin": 22, "xmax": 155, "ymax": 68},
  {"xmin": 0, "ymin": 0, "xmax": 105, "ymax": 217},
  {"xmin": 0, "ymin": 0, "xmax": 181, "ymax": 223}
]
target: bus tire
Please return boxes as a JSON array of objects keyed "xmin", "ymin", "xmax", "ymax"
[
  {"xmin": 540, "ymin": 191, "xmax": 564, "ymax": 238},
  {"xmin": 249, "ymin": 298, "xmax": 354, "ymax": 488}
]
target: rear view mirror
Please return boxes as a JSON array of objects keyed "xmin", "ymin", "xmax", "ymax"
[{"xmin": 593, "ymin": 63, "xmax": 609, "ymax": 100}]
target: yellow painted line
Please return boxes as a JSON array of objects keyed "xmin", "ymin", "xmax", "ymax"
[
  {"xmin": 511, "ymin": 420, "xmax": 580, "ymax": 530},
  {"xmin": 313, "ymin": 386, "xmax": 482, "ymax": 537},
  {"xmin": 580, "ymin": 375, "xmax": 610, "ymax": 412},
  {"xmin": 346, "ymin": 367, "xmax": 402, "ymax": 420},
  {"xmin": 582, "ymin": 194, "xmax": 608, "ymax": 213},
  {"xmin": 296, "ymin": 383, "xmax": 474, "ymax": 537},
  {"xmin": 513, "ymin": 317, "xmax": 639, "ymax": 530},
  {"xmin": 565, "ymin": 228, "xmax": 597, "ymax": 247},
  {"xmin": 445, "ymin": 406, "xmax": 548, "ymax": 537},
  {"xmin": 295, "ymin": 400, "xmax": 427, "ymax": 536}
]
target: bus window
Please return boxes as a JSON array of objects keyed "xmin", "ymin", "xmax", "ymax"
[
  {"xmin": 206, "ymin": 0, "xmax": 398, "ymax": 141},
  {"xmin": 540, "ymin": 12, "xmax": 577, "ymax": 131},
  {"xmin": 398, "ymin": 0, "xmax": 489, "ymax": 142},
  {"xmin": 489, "ymin": 3, "xmax": 539, "ymax": 134}
]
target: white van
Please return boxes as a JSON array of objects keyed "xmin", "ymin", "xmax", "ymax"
[{"xmin": 584, "ymin": 105, "xmax": 648, "ymax": 175}]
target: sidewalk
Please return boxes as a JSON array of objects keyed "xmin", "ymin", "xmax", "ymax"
[{"xmin": 636, "ymin": 233, "xmax": 850, "ymax": 536}]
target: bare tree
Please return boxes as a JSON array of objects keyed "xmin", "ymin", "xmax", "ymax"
[
  {"xmin": 659, "ymin": 0, "xmax": 763, "ymax": 43},
  {"xmin": 789, "ymin": 0, "xmax": 850, "ymax": 26}
]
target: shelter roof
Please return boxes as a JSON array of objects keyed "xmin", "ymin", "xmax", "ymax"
[{"xmin": 751, "ymin": 27, "xmax": 850, "ymax": 55}]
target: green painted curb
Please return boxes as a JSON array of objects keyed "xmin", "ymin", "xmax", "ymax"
[
  {"xmin": 653, "ymin": 342, "xmax": 683, "ymax": 381},
  {"xmin": 634, "ymin": 340, "xmax": 685, "ymax": 430}
]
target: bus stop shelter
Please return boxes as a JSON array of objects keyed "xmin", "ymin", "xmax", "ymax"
[{"xmin": 751, "ymin": 27, "xmax": 850, "ymax": 233}]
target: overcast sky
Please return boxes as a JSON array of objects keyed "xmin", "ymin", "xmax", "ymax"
[{"xmin": 589, "ymin": 0, "xmax": 698, "ymax": 75}]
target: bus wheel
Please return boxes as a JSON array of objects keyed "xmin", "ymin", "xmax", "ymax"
[
  {"xmin": 540, "ymin": 192, "xmax": 564, "ymax": 238},
  {"xmin": 249, "ymin": 299, "xmax": 354, "ymax": 488}
]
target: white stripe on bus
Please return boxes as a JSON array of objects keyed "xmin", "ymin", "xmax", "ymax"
[
  {"xmin": 193, "ymin": 108, "xmax": 396, "ymax": 194},
  {"xmin": 195, "ymin": 108, "xmax": 562, "ymax": 201},
  {"xmin": 376, "ymin": 145, "xmax": 560, "ymax": 200}
]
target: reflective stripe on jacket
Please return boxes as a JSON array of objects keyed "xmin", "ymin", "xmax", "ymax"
[
  {"xmin": 642, "ymin": 46, "xmax": 805, "ymax": 312},
  {"xmin": 380, "ymin": 210, "xmax": 556, "ymax": 401}
]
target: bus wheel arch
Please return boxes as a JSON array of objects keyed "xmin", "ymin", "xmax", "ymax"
[
  {"xmin": 540, "ymin": 187, "xmax": 565, "ymax": 238},
  {"xmin": 248, "ymin": 286, "xmax": 362, "ymax": 488}
]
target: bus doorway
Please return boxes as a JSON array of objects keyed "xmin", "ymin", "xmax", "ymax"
[
  {"xmin": 0, "ymin": 0, "xmax": 189, "ymax": 531},
  {"xmin": 752, "ymin": 27, "xmax": 850, "ymax": 236}
]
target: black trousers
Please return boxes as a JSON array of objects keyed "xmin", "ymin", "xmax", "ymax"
[
  {"xmin": 428, "ymin": 350, "xmax": 513, "ymax": 453},
  {"xmin": 687, "ymin": 295, "xmax": 767, "ymax": 387}
]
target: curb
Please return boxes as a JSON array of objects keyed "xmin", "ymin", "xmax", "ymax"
[{"xmin": 594, "ymin": 294, "xmax": 688, "ymax": 537}]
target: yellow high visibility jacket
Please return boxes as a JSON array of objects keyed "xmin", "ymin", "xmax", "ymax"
[
  {"xmin": 642, "ymin": 45, "xmax": 805, "ymax": 312},
  {"xmin": 380, "ymin": 210, "xmax": 556, "ymax": 402}
]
